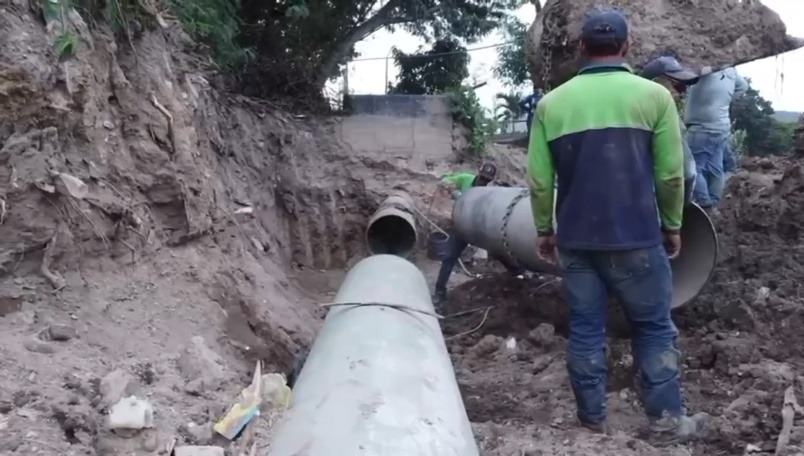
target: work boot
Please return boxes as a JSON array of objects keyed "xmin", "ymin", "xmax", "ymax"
[
  {"xmin": 580, "ymin": 420, "xmax": 610, "ymax": 435},
  {"xmin": 432, "ymin": 290, "xmax": 447, "ymax": 314},
  {"xmin": 649, "ymin": 412, "xmax": 712, "ymax": 447}
]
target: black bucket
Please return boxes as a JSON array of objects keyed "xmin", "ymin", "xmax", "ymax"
[{"xmin": 426, "ymin": 232, "xmax": 450, "ymax": 261}]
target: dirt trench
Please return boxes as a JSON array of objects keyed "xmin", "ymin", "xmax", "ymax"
[
  {"xmin": 0, "ymin": 3, "xmax": 485, "ymax": 454},
  {"xmin": 1, "ymin": 2, "xmax": 803, "ymax": 456}
]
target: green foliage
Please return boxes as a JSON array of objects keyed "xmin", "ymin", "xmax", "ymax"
[
  {"xmin": 239, "ymin": 0, "xmax": 516, "ymax": 97},
  {"xmin": 731, "ymin": 78, "xmax": 794, "ymax": 156},
  {"xmin": 35, "ymin": 0, "xmax": 81, "ymax": 59},
  {"xmin": 729, "ymin": 129, "xmax": 747, "ymax": 157},
  {"xmin": 494, "ymin": 91, "xmax": 524, "ymax": 133},
  {"xmin": 389, "ymin": 38, "xmax": 469, "ymax": 95},
  {"xmin": 54, "ymin": 30, "xmax": 79, "ymax": 58},
  {"xmin": 494, "ymin": 19, "xmax": 529, "ymax": 88},
  {"xmin": 168, "ymin": 0, "xmax": 253, "ymax": 70},
  {"xmin": 451, "ymin": 86, "xmax": 496, "ymax": 155},
  {"xmin": 769, "ymin": 121, "xmax": 795, "ymax": 154}
]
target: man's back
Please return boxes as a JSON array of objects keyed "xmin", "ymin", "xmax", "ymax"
[
  {"xmin": 529, "ymin": 65, "xmax": 683, "ymax": 250},
  {"xmin": 684, "ymin": 68, "xmax": 748, "ymax": 131}
]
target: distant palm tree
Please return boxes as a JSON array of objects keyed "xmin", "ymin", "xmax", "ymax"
[{"xmin": 495, "ymin": 91, "xmax": 524, "ymax": 133}]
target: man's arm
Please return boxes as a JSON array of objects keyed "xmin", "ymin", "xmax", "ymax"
[
  {"xmin": 733, "ymin": 69, "xmax": 749, "ymax": 98},
  {"xmin": 526, "ymin": 105, "xmax": 555, "ymax": 234},
  {"xmin": 518, "ymin": 97, "xmax": 530, "ymax": 112},
  {"xmin": 652, "ymin": 91, "xmax": 685, "ymax": 233}
]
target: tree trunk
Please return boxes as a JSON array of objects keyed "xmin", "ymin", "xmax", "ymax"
[{"xmin": 314, "ymin": 0, "xmax": 403, "ymax": 89}]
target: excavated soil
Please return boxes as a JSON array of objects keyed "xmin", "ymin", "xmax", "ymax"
[
  {"xmin": 526, "ymin": 0, "xmax": 804, "ymax": 89},
  {"xmin": 2, "ymin": 1, "xmax": 804, "ymax": 455},
  {"xmin": 443, "ymin": 157, "xmax": 804, "ymax": 455}
]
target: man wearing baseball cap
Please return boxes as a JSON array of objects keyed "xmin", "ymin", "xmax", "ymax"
[
  {"xmin": 640, "ymin": 56, "xmax": 700, "ymax": 205},
  {"xmin": 526, "ymin": 7, "xmax": 708, "ymax": 445}
]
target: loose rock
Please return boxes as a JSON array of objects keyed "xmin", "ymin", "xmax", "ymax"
[
  {"xmin": 471, "ymin": 335, "xmax": 503, "ymax": 358},
  {"xmin": 108, "ymin": 396, "xmax": 154, "ymax": 431},
  {"xmin": 179, "ymin": 422, "xmax": 214, "ymax": 445},
  {"xmin": 528, "ymin": 323, "xmax": 556, "ymax": 348},
  {"xmin": 47, "ymin": 324, "xmax": 78, "ymax": 341},
  {"xmin": 176, "ymin": 337, "xmax": 226, "ymax": 385},
  {"xmin": 23, "ymin": 337, "xmax": 55, "ymax": 354},
  {"xmin": 174, "ymin": 446, "xmax": 225, "ymax": 456},
  {"xmin": 99, "ymin": 369, "xmax": 140, "ymax": 408}
]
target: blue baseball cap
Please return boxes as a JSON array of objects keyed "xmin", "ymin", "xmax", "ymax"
[
  {"xmin": 581, "ymin": 7, "xmax": 629, "ymax": 44},
  {"xmin": 640, "ymin": 56, "xmax": 699, "ymax": 84}
]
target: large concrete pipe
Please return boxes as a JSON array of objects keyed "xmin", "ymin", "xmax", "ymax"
[
  {"xmin": 366, "ymin": 191, "xmax": 418, "ymax": 257},
  {"xmin": 452, "ymin": 187, "xmax": 718, "ymax": 309},
  {"xmin": 268, "ymin": 255, "xmax": 479, "ymax": 456}
]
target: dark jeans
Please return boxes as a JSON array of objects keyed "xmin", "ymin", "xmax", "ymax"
[
  {"xmin": 434, "ymin": 233, "xmax": 468, "ymax": 295},
  {"xmin": 434, "ymin": 233, "xmax": 525, "ymax": 295},
  {"xmin": 557, "ymin": 245, "xmax": 682, "ymax": 426},
  {"xmin": 526, "ymin": 112, "xmax": 534, "ymax": 137}
]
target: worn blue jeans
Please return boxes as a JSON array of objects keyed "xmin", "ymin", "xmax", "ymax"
[
  {"xmin": 687, "ymin": 129, "xmax": 730, "ymax": 207},
  {"xmin": 434, "ymin": 233, "xmax": 468, "ymax": 295},
  {"xmin": 557, "ymin": 245, "xmax": 682, "ymax": 425}
]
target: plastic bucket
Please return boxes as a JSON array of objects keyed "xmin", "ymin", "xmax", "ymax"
[{"xmin": 427, "ymin": 232, "xmax": 450, "ymax": 261}]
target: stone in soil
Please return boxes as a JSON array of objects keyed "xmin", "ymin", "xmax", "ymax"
[
  {"xmin": 100, "ymin": 369, "xmax": 141, "ymax": 408},
  {"xmin": 176, "ymin": 336, "xmax": 226, "ymax": 386},
  {"xmin": 47, "ymin": 324, "xmax": 78, "ymax": 341},
  {"xmin": 174, "ymin": 446, "xmax": 225, "ymax": 456},
  {"xmin": 179, "ymin": 421, "xmax": 215, "ymax": 445},
  {"xmin": 23, "ymin": 337, "xmax": 55, "ymax": 354}
]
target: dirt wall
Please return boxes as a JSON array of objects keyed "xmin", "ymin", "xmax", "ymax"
[{"xmin": 526, "ymin": 0, "xmax": 804, "ymax": 89}]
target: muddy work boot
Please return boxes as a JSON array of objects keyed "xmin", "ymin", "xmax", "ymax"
[
  {"xmin": 649, "ymin": 412, "xmax": 712, "ymax": 447},
  {"xmin": 580, "ymin": 420, "xmax": 610, "ymax": 435},
  {"xmin": 432, "ymin": 290, "xmax": 447, "ymax": 314}
]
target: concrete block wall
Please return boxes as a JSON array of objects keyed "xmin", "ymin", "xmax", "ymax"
[{"xmin": 337, "ymin": 95, "xmax": 456, "ymax": 171}]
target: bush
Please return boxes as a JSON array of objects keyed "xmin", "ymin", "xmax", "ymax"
[
  {"xmin": 450, "ymin": 86, "xmax": 497, "ymax": 156},
  {"xmin": 167, "ymin": 0, "xmax": 253, "ymax": 71},
  {"xmin": 730, "ymin": 129, "xmax": 747, "ymax": 156}
]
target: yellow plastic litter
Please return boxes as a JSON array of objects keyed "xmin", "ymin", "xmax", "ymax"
[
  {"xmin": 214, "ymin": 362, "xmax": 293, "ymax": 440},
  {"xmin": 214, "ymin": 362, "xmax": 263, "ymax": 440}
]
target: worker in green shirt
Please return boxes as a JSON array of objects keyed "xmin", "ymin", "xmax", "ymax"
[
  {"xmin": 526, "ymin": 7, "xmax": 709, "ymax": 445},
  {"xmin": 434, "ymin": 162, "xmax": 524, "ymax": 308}
]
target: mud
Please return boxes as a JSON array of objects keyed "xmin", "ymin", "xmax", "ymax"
[
  {"xmin": 442, "ymin": 157, "xmax": 804, "ymax": 455},
  {"xmin": 0, "ymin": 3, "xmax": 480, "ymax": 454},
  {"xmin": 526, "ymin": 0, "xmax": 804, "ymax": 89}
]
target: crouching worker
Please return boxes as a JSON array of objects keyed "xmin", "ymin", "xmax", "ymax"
[
  {"xmin": 639, "ymin": 56, "xmax": 700, "ymax": 205},
  {"xmin": 433, "ymin": 162, "xmax": 524, "ymax": 309}
]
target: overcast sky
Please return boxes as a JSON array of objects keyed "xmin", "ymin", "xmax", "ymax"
[{"xmin": 336, "ymin": 0, "xmax": 804, "ymax": 114}]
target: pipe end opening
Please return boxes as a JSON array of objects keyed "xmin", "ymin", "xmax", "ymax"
[
  {"xmin": 367, "ymin": 215, "xmax": 417, "ymax": 257},
  {"xmin": 671, "ymin": 204, "xmax": 718, "ymax": 309}
]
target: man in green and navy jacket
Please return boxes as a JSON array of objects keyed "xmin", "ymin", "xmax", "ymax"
[{"xmin": 526, "ymin": 7, "xmax": 708, "ymax": 445}]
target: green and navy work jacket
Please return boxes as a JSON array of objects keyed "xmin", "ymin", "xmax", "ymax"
[{"xmin": 526, "ymin": 62, "xmax": 685, "ymax": 250}]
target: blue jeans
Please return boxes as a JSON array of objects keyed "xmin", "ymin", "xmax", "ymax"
[
  {"xmin": 687, "ymin": 129, "xmax": 729, "ymax": 207},
  {"xmin": 434, "ymin": 233, "xmax": 468, "ymax": 295},
  {"xmin": 557, "ymin": 245, "xmax": 682, "ymax": 425},
  {"xmin": 722, "ymin": 141, "xmax": 737, "ymax": 173}
]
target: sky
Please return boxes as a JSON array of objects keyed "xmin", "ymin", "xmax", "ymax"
[{"xmin": 334, "ymin": 0, "xmax": 804, "ymax": 114}]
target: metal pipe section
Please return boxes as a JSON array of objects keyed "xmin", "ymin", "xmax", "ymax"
[
  {"xmin": 268, "ymin": 255, "xmax": 479, "ymax": 456},
  {"xmin": 452, "ymin": 187, "xmax": 718, "ymax": 309},
  {"xmin": 366, "ymin": 191, "xmax": 418, "ymax": 257}
]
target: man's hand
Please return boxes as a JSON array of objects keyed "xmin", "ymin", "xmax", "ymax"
[
  {"xmin": 537, "ymin": 234, "xmax": 557, "ymax": 262},
  {"xmin": 664, "ymin": 233, "xmax": 681, "ymax": 259}
]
